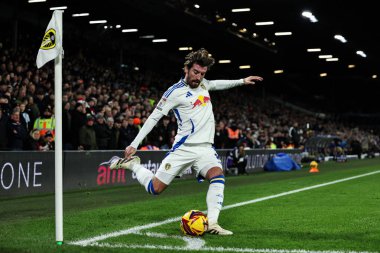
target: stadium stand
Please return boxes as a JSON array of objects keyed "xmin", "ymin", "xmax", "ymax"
[{"xmin": 0, "ymin": 16, "xmax": 379, "ymax": 161}]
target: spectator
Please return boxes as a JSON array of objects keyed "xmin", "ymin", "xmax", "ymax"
[
  {"xmin": 70, "ymin": 102, "xmax": 87, "ymax": 149},
  {"xmin": 214, "ymin": 121, "xmax": 228, "ymax": 149},
  {"xmin": 33, "ymin": 105, "xmax": 55, "ymax": 138},
  {"xmin": 118, "ymin": 117, "xmax": 139, "ymax": 148},
  {"xmin": 149, "ymin": 116, "xmax": 172, "ymax": 149},
  {"xmin": 34, "ymin": 88, "xmax": 50, "ymax": 114},
  {"xmin": 109, "ymin": 118, "xmax": 122, "ymax": 150},
  {"xmin": 226, "ymin": 142, "xmax": 248, "ymax": 175},
  {"xmin": 350, "ymin": 137, "xmax": 362, "ymax": 159},
  {"xmin": 7, "ymin": 109, "xmax": 28, "ymax": 150},
  {"xmin": 238, "ymin": 128, "xmax": 254, "ymax": 149},
  {"xmin": 226, "ymin": 122, "xmax": 241, "ymax": 148},
  {"xmin": 25, "ymin": 95, "xmax": 40, "ymax": 124},
  {"xmin": 41, "ymin": 130, "xmax": 55, "ymax": 151},
  {"xmin": 62, "ymin": 101, "xmax": 72, "ymax": 149},
  {"xmin": 0, "ymin": 108, "xmax": 9, "ymax": 150},
  {"xmin": 94, "ymin": 113, "xmax": 111, "ymax": 150},
  {"xmin": 288, "ymin": 122, "xmax": 301, "ymax": 148},
  {"xmin": 265, "ymin": 137, "xmax": 277, "ymax": 149},
  {"xmin": 26, "ymin": 128, "xmax": 43, "ymax": 150},
  {"xmin": 78, "ymin": 114, "xmax": 98, "ymax": 150},
  {"xmin": 20, "ymin": 102, "xmax": 32, "ymax": 132}
]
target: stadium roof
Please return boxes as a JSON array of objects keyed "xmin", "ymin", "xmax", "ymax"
[{"xmin": 1, "ymin": 0, "xmax": 379, "ymax": 113}]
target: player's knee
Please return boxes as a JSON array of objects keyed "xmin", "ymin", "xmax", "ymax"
[
  {"xmin": 147, "ymin": 178, "xmax": 167, "ymax": 195},
  {"xmin": 205, "ymin": 166, "xmax": 224, "ymax": 180}
]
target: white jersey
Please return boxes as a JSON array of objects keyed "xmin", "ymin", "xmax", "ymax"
[{"xmin": 130, "ymin": 78, "xmax": 244, "ymax": 149}]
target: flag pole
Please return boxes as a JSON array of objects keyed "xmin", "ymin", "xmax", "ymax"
[{"xmin": 54, "ymin": 10, "xmax": 64, "ymax": 245}]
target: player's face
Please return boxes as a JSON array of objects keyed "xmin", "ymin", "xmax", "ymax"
[{"xmin": 185, "ymin": 63, "xmax": 208, "ymax": 88}]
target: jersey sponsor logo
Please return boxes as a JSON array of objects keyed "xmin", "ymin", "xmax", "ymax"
[
  {"xmin": 40, "ymin": 28, "xmax": 57, "ymax": 50},
  {"xmin": 192, "ymin": 95, "xmax": 211, "ymax": 109},
  {"xmin": 156, "ymin": 98, "xmax": 167, "ymax": 111}
]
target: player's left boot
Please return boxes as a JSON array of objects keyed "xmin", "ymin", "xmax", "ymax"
[
  {"xmin": 207, "ymin": 223, "xmax": 233, "ymax": 235},
  {"xmin": 110, "ymin": 156, "xmax": 141, "ymax": 170}
]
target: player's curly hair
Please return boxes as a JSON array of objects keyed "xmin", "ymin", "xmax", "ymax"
[{"xmin": 184, "ymin": 48, "xmax": 215, "ymax": 69}]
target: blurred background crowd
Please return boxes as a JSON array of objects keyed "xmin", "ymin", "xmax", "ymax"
[{"xmin": 0, "ymin": 22, "xmax": 379, "ymax": 160}]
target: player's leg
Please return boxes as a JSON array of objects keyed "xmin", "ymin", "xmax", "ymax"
[
  {"xmin": 110, "ymin": 156, "xmax": 162, "ymax": 194},
  {"xmin": 205, "ymin": 167, "xmax": 232, "ymax": 235},
  {"xmin": 110, "ymin": 149, "xmax": 193, "ymax": 195},
  {"xmin": 153, "ymin": 149, "xmax": 194, "ymax": 194},
  {"xmin": 196, "ymin": 147, "xmax": 233, "ymax": 235}
]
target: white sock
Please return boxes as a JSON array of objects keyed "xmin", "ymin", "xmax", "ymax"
[
  {"xmin": 132, "ymin": 163, "xmax": 154, "ymax": 191},
  {"xmin": 206, "ymin": 176, "xmax": 225, "ymax": 225}
]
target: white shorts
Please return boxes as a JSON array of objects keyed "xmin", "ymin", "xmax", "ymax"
[{"xmin": 155, "ymin": 143, "xmax": 223, "ymax": 185}]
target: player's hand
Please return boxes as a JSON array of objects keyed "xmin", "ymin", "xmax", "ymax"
[
  {"xmin": 243, "ymin": 76, "xmax": 263, "ymax": 85},
  {"xmin": 125, "ymin": 146, "xmax": 137, "ymax": 159}
]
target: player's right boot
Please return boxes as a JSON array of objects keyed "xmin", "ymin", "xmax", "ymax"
[
  {"xmin": 207, "ymin": 223, "xmax": 233, "ymax": 235},
  {"xmin": 110, "ymin": 156, "xmax": 141, "ymax": 171}
]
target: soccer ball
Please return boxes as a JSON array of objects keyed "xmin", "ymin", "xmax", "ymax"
[{"xmin": 180, "ymin": 210, "xmax": 208, "ymax": 236}]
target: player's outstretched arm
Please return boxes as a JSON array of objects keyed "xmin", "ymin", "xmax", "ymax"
[
  {"xmin": 243, "ymin": 76, "xmax": 264, "ymax": 85},
  {"xmin": 207, "ymin": 75, "xmax": 263, "ymax": 91},
  {"xmin": 125, "ymin": 108, "xmax": 164, "ymax": 158}
]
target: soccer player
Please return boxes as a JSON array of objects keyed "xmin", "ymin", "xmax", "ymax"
[{"xmin": 111, "ymin": 48, "xmax": 263, "ymax": 235}]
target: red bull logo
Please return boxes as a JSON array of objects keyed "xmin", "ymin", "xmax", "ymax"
[{"xmin": 192, "ymin": 95, "xmax": 211, "ymax": 109}]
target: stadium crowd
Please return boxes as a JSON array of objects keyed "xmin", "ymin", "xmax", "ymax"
[{"xmin": 0, "ymin": 40, "xmax": 379, "ymax": 159}]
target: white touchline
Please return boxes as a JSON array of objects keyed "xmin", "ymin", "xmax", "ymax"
[
  {"xmin": 69, "ymin": 170, "xmax": 380, "ymax": 248},
  {"xmin": 90, "ymin": 231, "xmax": 378, "ymax": 253},
  {"xmin": 93, "ymin": 242, "xmax": 378, "ymax": 253},
  {"xmin": 223, "ymin": 170, "xmax": 380, "ymax": 210}
]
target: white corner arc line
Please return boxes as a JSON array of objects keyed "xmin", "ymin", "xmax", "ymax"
[
  {"xmin": 69, "ymin": 170, "xmax": 380, "ymax": 247},
  {"xmin": 70, "ymin": 216, "xmax": 181, "ymax": 246}
]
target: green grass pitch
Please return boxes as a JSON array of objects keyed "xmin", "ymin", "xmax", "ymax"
[{"xmin": 1, "ymin": 158, "xmax": 379, "ymax": 253}]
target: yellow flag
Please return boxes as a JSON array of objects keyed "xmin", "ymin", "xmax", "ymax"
[{"xmin": 36, "ymin": 11, "xmax": 62, "ymax": 69}]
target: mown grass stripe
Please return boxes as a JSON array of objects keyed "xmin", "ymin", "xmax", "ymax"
[{"xmin": 69, "ymin": 170, "xmax": 380, "ymax": 247}]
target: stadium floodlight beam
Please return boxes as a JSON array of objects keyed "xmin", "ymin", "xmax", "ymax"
[
  {"xmin": 179, "ymin": 47, "xmax": 193, "ymax": 51},
  {"xmin": 122, "ymin": 29, "xmax": 138, "ymax": 33},
  {"xmin": 356, "ymin": 50, "xmax": 367, "ymax": 58},
  {"xmin": 50, "ymin": 6, "xmax": 67, "ymax": 10},
  {"xmin": 274, "ymin": 70, "xmax": 284, "ymax": 74},
  {"xmin": 218, "ymin": 60, "xmax": 231, "ymax": 64},
  {"xmin": 326, "ymin": 58, "xmax": 339, "ymax": 62},
  {"xmin": 139, "ymin": 35, "xmax": 155, "ymax": 39},
  {"xmin": 72, "ymin": 13, "xmax": 90, "ymax": 17},
  {"xmin": 302, "ymin": 11, "xmax": 318, "ymax": 23},
  {"xmin": 231, "ymin": 8, "xmax": 251, "ymax": 12},
  {"xmin": 152, "ymin": 39, "xmax": 168, "ymax": 43},
  {"xmin": 274, "ymin": 32, "xmax": 292, "ymax": 36},
  {"xmin": 307, "ymin": 48, "xmax": 321, "ymax": 52},
  {"xmin": 334, "ymin": 34, "xmax": 347, "ymax": 43},
  {"xmin": 89, "ymin": 20, "xmax": 107, "ymax": 24},
  {"xmin": 239, "ymin": 65, "xmax": 251, "ymax": 69},
  {"xmin": 28, "ymin": 0, "xmax": 46, "ymax": 3},
  {"xmin": 255, "ymin": 21, "xmax": 274, "ymax": 26},
  {"xmin": 318, "ymin": 55, "xmax": 333, "ymax": 59}
]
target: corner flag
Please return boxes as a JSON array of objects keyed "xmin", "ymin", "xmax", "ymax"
[
  {"xmin": 36, "ymin": 10, "xmax": 64, "ymax": 245},
  {"xmin": 36, "ymin": 10, "xmax": 63, "ymax": 69}
]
